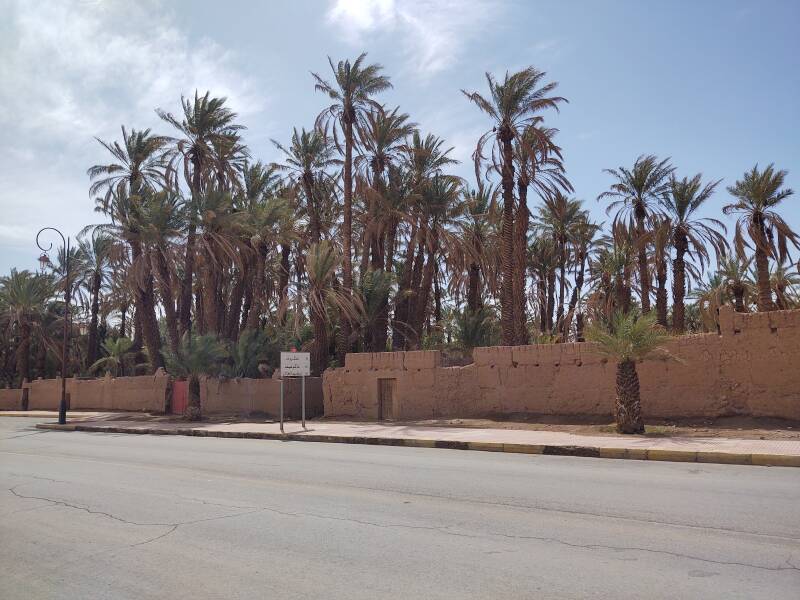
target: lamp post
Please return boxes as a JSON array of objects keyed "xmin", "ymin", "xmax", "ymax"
[{"xmin": 36, "ymin": 227, "xmax": 70, "ymax": 425}]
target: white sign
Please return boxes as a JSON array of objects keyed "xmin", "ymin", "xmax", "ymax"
[{"xmin": 280, "ymin": 352, "xmax": 311, "ymax": 377}]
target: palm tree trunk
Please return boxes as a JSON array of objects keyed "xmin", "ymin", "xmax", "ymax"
[
  {"xmin": 467, "ymin": 262, "xmax": 481, "ymax": 313},
  {"xmin": 16, "ymin": 322, "xmax": 31, "ymax": 385},
  {"xmin": 555, "ymin": 241, "xmax": 567, "ymax": 331},
  {"xmin": 732, "ymin": 285, "xmax": 746, "ymax": 312},
  {"xmin": 226, "ymin": 264, "xmax": 247, "ymax": 341},
  {"xmin": 656, "ymin": 260, "xmax": 668, "ymax": 327},
  {"xmin": 546, "ymin": 267, "xmax": 556, "ymax": 333},
  {"xmin": 513, "ymin": 175, "xmax": 529, "ymax": 345},
  {"xmin": 87, "ymin": 271, "xmax": 102, "ymax": 367},
  {"xmin": 178, "ymin": 222, "xmax": 196, "ymax": 336},
  {"xmin": 340, "ymin": 117, "xmax": 355, "ymax": 357},
  {"xmin": 202, "ymin": 248, "xmax": 220, "ymax": 336},
  {"xmin": 131, "ymin": 306, "xmax": 143, "ymax": 352},
  {"xmin": 130, "ymin": 240, "xmax": 164, "ymax": 371},
  {"xmin": 392, "ymin": 222, "xmax": 418, "ymax": 350},
  {"xmin": 636, "ymin": 209, "xmax": 651, "ymax": 313},
  {"xmin": 615, "ymin": 359, "xmax": 645, "ymax": 434},
  {"xmin": 576, "ymin": 312, "xmax": 585, "ymax": 342},
  {"xmin": 412, "ymin": 242, "xmax": 437, "ymax": 349},
  {"xmin": 186, "ymin": 374, "xmax": 201, "ymax": 421},
  {"xmin": 152, "ymin": 248, "xmax": 179, "ymax": 354},
  {"xmin": 754, "ymin": 225, "xmax": 777, "ymax": 311},
  {"xmin": 499, "ymin": 127, "xmax": 515, "ymax": 345},
  {"xmin": 537, "ymin": 273, "xmax": 547, "ymax": 334},
  {"xmin": 311, "ymin": 295, "xmax": 329, "ymax": 376},
  {"xmin": 278, "ymin": 243, "xmax": 291, "ymax": 325},
  {"xmin": 119, "ymin": 305, "xmax": 127, "ymax": 338},
  {"xmin": 246, "ymin": 245, "xmax": 267, "ymax": 331},
  {"xmin": 561, "ymin": 250, "xmax": 587, "ymax": 340},
  {"xmin": 672, "ymin": 231, "xmax": 687, "ymax": 333}
]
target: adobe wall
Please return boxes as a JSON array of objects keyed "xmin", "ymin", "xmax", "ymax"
[
  {"xmin": 201, "ymin": 377, "xmax": 324, "ymax": 419},
  {"xmin": 0, "ymin": 389, "xmax": 21, "ymax": 410},
  {"xmin": 17, "ymin": 372, "xmax": 169, "ymax": 412},
  {"xmin": 323, "ymin": 306, "xmax": 800, "ymax": 421}
]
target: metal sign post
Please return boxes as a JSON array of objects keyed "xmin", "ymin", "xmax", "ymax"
[{"xmin": 280, "ymin": 351, "xmax": 311, "ymax": 432}]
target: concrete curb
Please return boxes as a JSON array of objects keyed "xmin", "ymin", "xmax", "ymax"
[{"xmin": 33, "ymin": 423, "xmax": 800, "ymax": 467}]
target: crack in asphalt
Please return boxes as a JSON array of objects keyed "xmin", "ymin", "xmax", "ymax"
[{"xmin": 6, "ymin": 482, "xmax": 799, "ymax": 574}]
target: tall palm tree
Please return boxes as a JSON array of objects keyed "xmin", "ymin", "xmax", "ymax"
[
  {"xmin": 660, "ymin": 173, "xmax": 727, "ymax": 333},
  {"xmin": 587, "ymin": 311, "xmax": 671, "ymax": 434},
  {"xmin": 535, "ymin": 192, "xmax": 588, "ymax": 334},
  {"xmin": 313, "ymin": 53, "xmax": 392, "ymax": 354},
  {"xmin": 599, "ymin": 155, "xmax": 674, "ymax": 314},
  {"xmin": 87, "ymin": 126, "xmax": 169, "ymax": 204},
  {"xmin": 463, "ymin": 67, "xmax": 566, "ymax": 344},
  {"xmin": 78, "ymin": 231, "xmax": 113, "ymax": 367},
  {"xmin": 724, "ymin": 164, "xmax": 797, "ymax": 311},
  {"xmin": 272, "ymin": 127, "xmax": 339, "ymax": 244},
  {"xmin": 0, "ymin": 270, "xmax": 51, "ymax": 385},
  {"xmin": 157, "ymin": 91, "xmax": 245, "ymax": 334}
]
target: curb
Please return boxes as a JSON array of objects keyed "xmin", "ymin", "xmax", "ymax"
[{"xmin": 33, "ymin": 423, "xmax": 800, "ymax": 468}]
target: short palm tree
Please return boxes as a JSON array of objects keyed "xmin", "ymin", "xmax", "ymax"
[
  {"xmin": 164, "ymin": 332, "xmax": 228, "ymax": 421},
  {"xmin": 89, "ymin": 337, "xmax": 133, "ymax": 377},
  {"xmin": 724, "ymin": 164, "xmax": 797, "ymax": 311},
  {"xmin": 463, "ymin": 67, "xmax": 566, "ymax": 345},
  {"xmin": 717, "ymin": 255, "xmax": 753, "ymax": 312},
  {"xmin": 599, "ymin": 155, "xmax": 674, "ymax": 314},
  {"xmin": 587, "ymin": 311, "xmax": 671, "ymax": 434},
  {"xmin": 660, "ymin": 173, "xmax": 727, "ymax": 333}
]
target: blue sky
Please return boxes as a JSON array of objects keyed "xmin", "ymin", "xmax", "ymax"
[{"xmin": 1, "ymin": 0, "xmax": 798, "ymax": 273}]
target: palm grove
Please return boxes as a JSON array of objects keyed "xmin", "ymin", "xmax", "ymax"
[{"xmin": 2, "ymin": 56, "xmax": 798, "ymax": 408}]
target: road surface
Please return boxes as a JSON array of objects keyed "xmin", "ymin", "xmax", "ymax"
[{"xmin": 1, "ymin": 416, "xmax": 798, "ymax": 599}]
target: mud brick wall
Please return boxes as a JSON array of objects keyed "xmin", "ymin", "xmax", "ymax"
[{"xmin": 323, "ymin": 306, "xmax": 800, "ymax": 421}]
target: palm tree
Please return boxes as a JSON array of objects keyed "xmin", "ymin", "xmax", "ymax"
[
  {"xmin": 599, "ymin": 155, "xmax": 674, "ymax": 314},
  {"xmin": 0, "ymin": 270, "xmax": 51, "ymax": 385},
  {"xmin": 724, "ymin": 164, "xmax": 797, "ymax": 311},
  {"xmin": 272, "ymin": 127, "xmax": 338, "ymax": 245},
  {"xmin": 771, "ymin": 261, "xmax": 800, "ymax": 309},
  {"xmin": 305, "ymin": 241, "xmax": 359, "ymax": 374},
  {"xmin": 164, "ymin": 332, "xmax": 228, "ymax": 421},
  {"xmin": 660, "ymin": 174, "xmax": 727, "ymax": 333},
  {"xmin": 535, "ymin": 192, "xmax": 588, "ymax": 335},
  {"xmin": 157, "ymin": 91, "xmax": 245, "ymax": 334},
  {"xmin": 78, "ymin": 231, "xmax": 113, "ymax": 368},
  {"xmin": 717, "ymin": 255, "xmax": 752, "ymax": 312},
  {"xmin": 650, "ymin": 217, "xmax": 672, "ymax": 327},
  {"xmin": 313, "ymin": 53, "xmax": 392, "ymax": 354},
  {"xmin": 463, "ymin": 67, "xmax": 566, "ymax": 345},
  {"xmin": 587, "ymin": 311, "xmax": 671, "ymax": 434},
  {"xmin": 87, "ymin": 126, "xmax": 170, "ymax": 204},
  {"xmin": 89, "ymin": 337, "xmax": 133, "ymax": 377}
]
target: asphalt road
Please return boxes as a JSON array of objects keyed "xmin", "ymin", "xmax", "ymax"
[{"xmin": 1, "ymin": 417, "xmax": 798, "ymax": 599}]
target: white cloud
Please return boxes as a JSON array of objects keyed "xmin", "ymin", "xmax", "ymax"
[
  {"xmin": 0, "ymin": 0, "xmax": 263, "ymax": 273},
  {"xmin": 326, "ymin": 0, "xmax": 501, "ymax": 76},
  {"xmin": 0, "ymin": 0, "xmax": 264, "ymax": 144}
]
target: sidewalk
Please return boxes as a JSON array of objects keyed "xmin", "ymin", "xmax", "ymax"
[{"xmin": 23, "ymin": 411, "xmax": 800, "ymax": 467}]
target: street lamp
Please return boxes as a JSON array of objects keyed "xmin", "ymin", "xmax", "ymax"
[{"xmin": 36, "ymin": 228, "xmax": 70, "ymax": 425}]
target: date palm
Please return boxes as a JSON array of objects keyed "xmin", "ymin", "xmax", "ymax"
[
  {"xmin": 599, "ymin": 155, "xmax": 674, "ymax": 314},
  {"xmin": 165, "ymin": 332, "xmax": 228, "ymax": 421},
  {"xmin": 272, "ymin": 127, "xmax": 339, "ymax": 244},
  {"xmin": 89, "ymin": 337, "xmax": 133, "ymax": 377},
  {"xmin": 157, "ymin": 92, "xmax": 245, "ymax": 334},
  {"xmin": 87, "ymin": 126, "xmax": 169, "ymax": 205},
  {"xmin": 660, "ymin": 174, "xmax": 727, "ymax": 332},
  {"xmin": 717, "ymin": 255, "xmax": 752, "ymax": 312},
  {"xmin": 313, "ymin": 53, "xmax": 392, "ymax": 348},
  {"xmin": 724, "ymin": 164, "xmax": 797, "ymax": 311},
  {"xmin": 0, "ymin": 270, "xmax": 51, "ymax": 385},
  {"xmin": 78, "ymin": 231, "xmax": 114, "ymax": 367},
  {"xmin": 463, "ymin": 66, "xmax": 566, "ymax": 344},
  {"xmin": 587, "ymin": 311, "xmax": 671, "ymax": 434}
]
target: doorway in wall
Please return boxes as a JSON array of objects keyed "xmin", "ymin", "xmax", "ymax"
[{"xmin": 378, "ymin": 378, "xmax": 396, "ymax": 420}]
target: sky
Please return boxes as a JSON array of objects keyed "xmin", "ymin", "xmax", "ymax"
[{"xmin": 1, "ymin": 0, "xmax": 798, "ymax": 274}]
